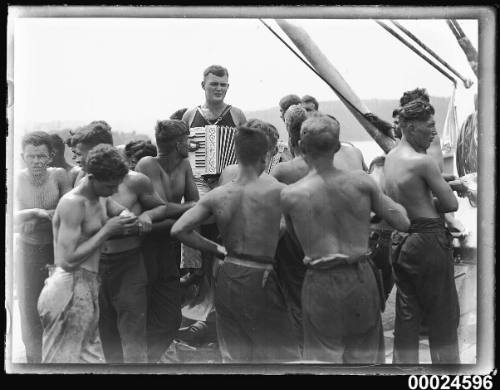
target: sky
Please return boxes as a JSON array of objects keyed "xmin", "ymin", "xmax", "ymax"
[{"xmin": 10, "ymin": 12, "xmax": 478, "ymax": 136}]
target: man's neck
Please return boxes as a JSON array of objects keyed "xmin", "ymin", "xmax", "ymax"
[
  {"xmin": 203, "ymin": 100, "xmax": 226, "ymax": 113},
  {"xmin": 400, "ymin": 136, "xmax": 426, "ymax": 154},
  {"xmin": 309, "ymin": 155, "xmax": 336, "ymax": 174},
  {"xmin": 236, "ymin": 164, "xmax": 261, "ymax": 182},
  {"xmin": 157, "ymin": 151, "xmax": 183, "ymax": 170},
  {"xmin": 79, "ymin": 176, "xmax": 99, "ymax": 202}
]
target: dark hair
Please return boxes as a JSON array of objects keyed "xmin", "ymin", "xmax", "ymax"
[
  {"xmin": 49, "ymin": 133, "xmax": 65, "ymax": 153},
  {"xmin": 395, "ymin": 99, "xmax": 435, "ymax": 129},
  {"xmin": 300, "ymin": 116, "xmax": 340, "ymax": 158},
  {"xmin": 399, "ymin": 88, "xmax": 430, "ymax": 106},
  {"xmin": 245, "ymin": 119, "xmax": 279, "ymax": 152},
  {"xmin": 234, "ymin": 126, "xmax": 269, "ymax": 165},
  {"xmin": 169, "ymin": 108, "xmax": 188, "ymax": 120},
  {"xmin": 368, "ymin": 155, "xmax": 386, "ymax": 173},
  {"xmin": 125, "ymin": 140, "xmax": 157, "ymax": 161},
  {"xmin": 22, "ymin": 131, "xmax": 53, "ymax": 153},
  {"xmin": 68, "ymin": 121, "xmax": 113, "ymax": 148},
  {"xmin": 203, "ymin": 65, "xmax": 228, "ymax": 79},
  {"xmin": 155, "ymin": 119, "xmax": 189, "ymax": 150},
  {"xmin": 279, "ymin": 94, "xmax": 301, "ymax": 112},
  {"xmin": 86, "ymin": 144, "xmax": 128, "ymax": 181},
  {"xmin": 284, "ymin": 104, "xmax": 308, "ymax": 148},
  {"xmin": 301, "ymin": 94, "xmax": 319, "ymax": 110}
]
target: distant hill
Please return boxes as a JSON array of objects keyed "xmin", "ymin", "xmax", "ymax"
[
  {"xmin": 18, "ymin": 97, "xmax": 451, "ymax": 144},
  {"xmin": 246, "ymin": 97, "xmax": 451, "ymax": 142}
]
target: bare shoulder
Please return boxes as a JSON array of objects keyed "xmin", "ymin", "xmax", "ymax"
[
  {"xmin": 230, "ymin": 106, "xmax": 246, "ymax": 125},
  {"xmin": 125, "ymin": 170, "xmax": 153, "ymax": 191},
  {"xmin": 50, "ymin": 167, "xmax": 68, "ymax": 180},
  {"xmin": 260, "ymin": 173, "xmax": 285, "ymax": 190},
  {"xmin": 57, "ymin": 190, "xmax": 85, "ymax": 213},
  {"xmin": 182, "ymin": 107, "xmax": 197, "ymax": 125},
  {"xmin": 135, "ymin": 155, "xmax": 156, "ymax": 169}
]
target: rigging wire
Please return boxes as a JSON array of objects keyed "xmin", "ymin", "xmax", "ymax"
[
  {"xmin": 390, "ymin": 20, "xmax": 472, "ymax": 88},
  {"xmin": 375, "ymin": 20, "xmax": 458, "ymax": 87}
]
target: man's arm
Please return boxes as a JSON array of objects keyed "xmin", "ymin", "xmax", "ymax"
[
  {"xmin": 55, "ymin": 167, "xmax": 72, "ymax": 196},
  {"xmin": 368, "ymin": 175, "xmax": 410, "ymax": 232},
  {"xmin": 427, "ymin": 134, "xmax": 445, "ymax": 173},
  {"xmin": 171, "ymin": 194, "xmax": 226, "ymax": 257},
  {"xmin": 181, "ymin": 108, "xmax": 196, "ymax": 128},
  {"xmin": 421, "ymin": 156, "xmax": 458, "ymax": 213},
  {"xmin": 55, "ymin": 197, "xmax": 136, "ymax": 270},
  {"xmin": 106, "ymin": 197, "xmax": 128, "ymax": 217},
  {"xmin": 184, "ymin": 160, "xmax": 200, "ymax": 202},
  {"xmin": 280, "ymin": 188, "xmax": 302, "ymax": 245}
]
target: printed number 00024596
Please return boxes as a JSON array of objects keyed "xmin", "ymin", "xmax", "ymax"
[{"xmin": 408, "ymin": 375, "xmax": 494, "ymax": 390}]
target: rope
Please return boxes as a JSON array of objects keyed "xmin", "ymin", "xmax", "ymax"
[
  {"xmin": 391, "ymin": 21, "xmax": 472, "ymax": 88},
  {"xmin": 375, "ymin": 20, "xmax": 458, "ymax": 86}
]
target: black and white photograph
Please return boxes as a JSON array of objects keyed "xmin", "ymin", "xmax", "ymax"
[{"xmin": 4, "ymin": 5, "xmax": 496, "ymax": 376}]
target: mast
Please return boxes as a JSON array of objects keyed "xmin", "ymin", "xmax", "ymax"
[{"xmin": 275, "ymin": 19, "xmax": 397, "ymax": 154}]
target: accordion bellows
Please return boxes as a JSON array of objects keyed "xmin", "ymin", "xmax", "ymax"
[{"xmin": 189, "ymin": 125, "xmax": 238, "ymax": 176}]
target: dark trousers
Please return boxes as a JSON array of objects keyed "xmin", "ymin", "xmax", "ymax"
[
  {"xmin": 302, "ymin": 260, "xmax": 385, "ymax": 363},
  {"xmin": 274, "ymin": 231, "xmax": 306, "ymax": 350},
  {"xmin": 215, "ymin": 261, "xmax": 300, "ymax": 363},
  {"xmin": 368, "ymin": 230, "xmax": 395, "ymax": 302},
  {"xmin": 15, "ymin": 240, "xmax": 53, "ymax": 363},
  {"xmin": 142, "ymin": 235, "xmax": 182, "ymax": 363},
  {"xmin": 99, "ymin": 248, "xmax": 148, "ymax": 363},
  {"xmin": 393, "ymin": 218, "xmax": 460, "ymax": 364}
]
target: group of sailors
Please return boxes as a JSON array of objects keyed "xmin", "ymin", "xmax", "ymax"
[{"xmin": 14, "ymin": 64, "xmax": 471, "ymax": 365}]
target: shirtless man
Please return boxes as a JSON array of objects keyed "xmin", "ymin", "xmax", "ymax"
[
  {"xmin": 218, "ymin": 119, "xmax": 281, "ymax": 185},
  {"xmin": 37, "ymin": 144, "xmax": 135, "ymax": 363},
  {"xmin": 281, "ymin": 116, "xmax": 409, "ymax": 363},
  {"xmin": 171, "ymin": 127, "xmax": 300, "ymax": 363},
  {"xmin": 14, "ymin": 131, "xmax": 71, "ymax": 363},
  {"xmin": 67, "ymin": 122, "xmax": 183, "ymax": 363},
  {"xmin": 135, "ymin": 119, "xmax": 198, "ymax": 362},
  {"xmin": 384, "ymin": 99, "xmax": 460, "ymax": 364}
]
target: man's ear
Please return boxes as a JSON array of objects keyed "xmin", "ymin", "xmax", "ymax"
[
  {"xmin": 333, "ymin": 142, "xmax": 341, "ymax": 154},
  {"xmin": 87, "ymin": 173, "xmax": 94, "ymax": 181},
  {"xmin": 298, "ymin": 139, "xmax": 306, "ymax": 155},
  {"xmin": 201, "ymin": 80, "xmax": 205, "ymax": 90}
]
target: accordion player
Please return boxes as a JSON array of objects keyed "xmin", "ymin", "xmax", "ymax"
[{"xmin": 188, "ymin": 125, "xmax": 238, "ymax": 178}]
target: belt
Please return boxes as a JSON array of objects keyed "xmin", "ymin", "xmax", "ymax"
[
  {"xmin": 369, "ymin": 229, "xmax": 393, "ymax": 241},
  {"xmin": 224, "ymin": 256, "xmax": 274, "ymax": 287},
  {"xmin": 304, "ymin": 253, "xmax": 369, "ymax": 270}
]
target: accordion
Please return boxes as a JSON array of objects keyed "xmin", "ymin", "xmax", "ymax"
[{"xmin": 188, "ymin": 125, "xmax": 238, "ymax": 176}]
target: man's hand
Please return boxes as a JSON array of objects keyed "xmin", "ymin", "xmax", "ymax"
[
  {"xmin": 103, "ymin": 216, "xmax": 138, "ymax": 238},
  {"xmin": 215, "ymin": 244, "xmax": 227, "ymax": 259},
  {"xmin": 138, "ymin": 213, "xmax": 153, "ymax": 235}
]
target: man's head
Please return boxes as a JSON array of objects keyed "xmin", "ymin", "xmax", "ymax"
[
  {"xmin": 284, "ymin": 104, "xmax": 308, "ymax": 153},
  {"xmin": 48, "ymin": 133, "xmax": 65, "ymax": 158},
  {"xmin": 67, "ymin": 121, "xmax": 113, "ymax": 171},
  {"xmin": 392, "ymin": 88, "xmax": 431, "ymax": 139},
  {"xmin": 125, "ymin": 140, "xmax": 158, "ymax": 170},
  {"xmin": 21, "ymin": 131, "xmax": 54, "ymax": 175},
  {"xmin": 279, "ymin": 94, "xmax": 302, "ymax": 122},
  {"xmin": 395, "ymin": 99, "xmax": 437, "ymax": 152},
  {"xmin": 301, "ymin": 95, "xmax": 319, "ymax": 113},
  {"xmin": 170, "ymin": 108, "xmax": 188, "ymax": 121},
  {"xmin": 202, "ymin": 65, "xmax": 229, "ymax": 105},
  {"xmin": 155, "ymin": 120, "xmax": 190, "ymax": 158},
  {"xmin": 299, "ymin": 116, "xmax": 341, "ymax": 161},
  {"xmin": 245, "ymin": 119, "xmax": 279, "ymax": 156},
  {"xmin": 234, "ymin": 126, "xmax": 269, "ymax": 173},
  {"xmin": 86, "ymin": 144, "xmax": 129, "ymax": 197}
]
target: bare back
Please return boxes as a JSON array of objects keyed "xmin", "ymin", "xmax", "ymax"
[
  {"xmin": 335, "ymin": 143, "xmax": 367, "ymax": 171},
  {"xmin": 283, "ymin": 169, "xmax": 373, "ymax": 259},
  {"xmin": 384, "ymin": 144, "xmax": 440, "ymax": 220},
  {"xmin": 208, "ymin": 174, "xmax": 284, "ymax": 258}
]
